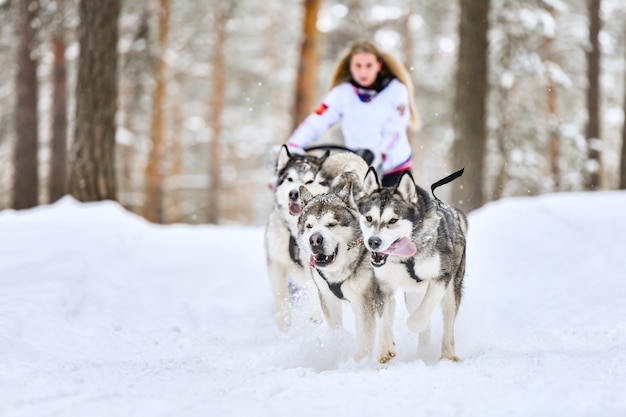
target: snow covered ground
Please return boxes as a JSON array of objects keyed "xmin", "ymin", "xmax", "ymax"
[{"xmin": 1, "ymin": 192, "xmax": 625, "ymax": 417}]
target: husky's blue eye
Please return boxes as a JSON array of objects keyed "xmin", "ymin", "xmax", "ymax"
[
  {"xmin": 365, "ymin": 216, "xmax": 372, "ymax": 223},
  {"xmin": 389, "ymin": 218, "xmax": 398, "ymax": 224}
]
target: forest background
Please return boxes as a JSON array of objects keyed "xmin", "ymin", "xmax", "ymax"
[{"xmin": 1, "ymin": 0, "xmax": 625, "ymax": 225}]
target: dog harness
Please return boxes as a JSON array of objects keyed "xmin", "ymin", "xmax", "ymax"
[
  {"xmin": 314, "ymin": 244, "xmax": 369, "ymax": 301},
  {"xmin": 288, "ymin": 234, "xmax": 302, "ymax": 267},
  {"xmin": 401, "ymin": 257, "xmax": 423, "ymax": 283},
  {"xmin": 315, "ymin": 269, "xmax": 345, "ymax": 300}
]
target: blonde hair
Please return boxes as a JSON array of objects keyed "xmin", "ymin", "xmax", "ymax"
[{"xmin": 328, "ymin": 41, "xmax": 419, "ymax": 128}]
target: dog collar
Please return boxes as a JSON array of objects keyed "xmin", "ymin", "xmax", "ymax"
[{"xmin": 347, "ymin": 236, "xmax": 364, "ymax": 251}]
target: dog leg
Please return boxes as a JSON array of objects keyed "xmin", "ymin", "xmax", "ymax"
[
  {"xmin": 304, "ymin": 281, "xmax": 324, "ymax": 324},
  {"xmin": 406, "ymin": 280, "xmax": 446, "ymax": 333},
  {"xmin": 377, "ymin": 291, "xmax": 396, "ymax": 364},
  {"xmin": 268, "ymin": 261, "xmax": 291, "ymax": 331},
  {"xmin": 406, "ymin": 289, "xmax": 432, "ymax": 352},
  {"xmin": 404, "ymin": 290, "xmax": 422, "ymax": 313},
  {"xmin": 418, "ymin": 321, "xmax": 431, "ymax": 347},
  {"xmin": 440, "ymin": 283, "xmax": 460, "ymax": 362},
  {"xmin": 352, "ymin": 298, "xmax": 376, "ymax": 362},
  {"xmin": 314, "ymin": 277, "xmax": 343, "ymax": 329}
]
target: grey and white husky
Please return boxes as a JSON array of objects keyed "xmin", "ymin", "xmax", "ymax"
[
  {"xmin": 265, "ymin": 145, "xmax": 370, "ymax": 331},
  {"xmin": 357, "ymin": 168, "xmax": 468, "ymax": 362},
  {"xmin": 297, "ymin": 178, "xmax": 396, "ymax": 363},
  {"xmin": 265, "ymin": 146, "xmax": 329, "ymax": 331}
]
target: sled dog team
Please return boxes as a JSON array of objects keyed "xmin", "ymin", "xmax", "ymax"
[{"xmin": 265, "ymin": 146, "xmax": 468, "ymax": 364}]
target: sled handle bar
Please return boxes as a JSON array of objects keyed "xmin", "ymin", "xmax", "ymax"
[{"xmin": 304, "ymin": 144, "xmax": 357, "ymax": 154}]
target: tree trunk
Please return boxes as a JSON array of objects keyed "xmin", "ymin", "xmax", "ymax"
[
  {"xmin": 119, "ymin": 11, "xmax": 150, "ymax": 197},
  {"xmin": 546, "ymin": 7, "xmax": 560, "ymax": 191},
  {"xmin": 68, "ymin": 0, "xmax": 120, "ymax": 202},
  {"xmin": 143, "ymin": 0, "xmax": 170, "ymax": 223},
  {"xmin": 451, "ymin": 0, "xmax": 490, "ymax": 212},
  {"xmin": 168, "ymin": 74, "xmax": 183, "ymax": 223},
  {"xmin": 402, "ymin": 8, "xmax": 419, "ymax": 153},
  {"xmin": 585, "ymin": 0, "xmax": 602, "ymax": 190},
  {"xmin": 206, "ymin": 3, "xmax": 232, "ymax": 224},
  {"xmin": 290, "ymin": 0, "xmax": 321, "ymax": 131},
  {"xmin": 264, "ymin": 2, "xmax": 287, "ymax": 141},
  {"xmin": 12, "ymin": 0, "xmax": 39, "ymax": 210},
  {"xmin": 619, "ymin": 21, "xmax": 626, "ymax": 190},
  {"xmin": 49, "ymin": 34, "xmax": 68, "ymax": 203}
]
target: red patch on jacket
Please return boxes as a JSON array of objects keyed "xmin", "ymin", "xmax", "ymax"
[{"xmin": 315, "ymin": 103, "xmax": 328, "ymax": 115}]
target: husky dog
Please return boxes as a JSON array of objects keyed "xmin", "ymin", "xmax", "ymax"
[
  {"xmin": 357, "ymin": 168, "xmax": 468, "ymax": 362},
  {"xmin": 265, "ymin": 145, "xmax": 369, "ymax": 331},
  {"xmin": 265, "ymin": 145, "xmax": 330, "ymax": 331},
  {"xmin": 297, "ymin": 180, "xmax": 396, "ymax": 363}
]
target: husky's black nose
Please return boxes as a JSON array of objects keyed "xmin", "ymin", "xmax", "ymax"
[
  {"xmin": 289, "ymin": 189, "xmax": 299, "ymax": 201},
  {"xmin": 310, "ymin": 232, "xmax": 324, "ymax": 250},
  {"xmin": 368, "ymin": 237, "xmax": 382, "ymax": 250}
]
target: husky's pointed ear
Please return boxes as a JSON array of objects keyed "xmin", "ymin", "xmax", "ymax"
[
  {"xmin": 320, "ymin": 149, "xmax": 331, "ymax": 162},
  {"xmin": 347, "ymin": 182, "xmax": 359, "ymax": 209},
  {"xmin": 277, "ymin": 145, "xmax": 291, "ymax": 171},
  {"xmin": 336, "ymin": 180, "xmax": 353, "ymax": 205},
  {"xmin": 397, "ymin": 171, "xmax": 418, "ymax": 204},
  {"xmin": 299, "ymin": 185, "xmax": 314, "ymax": 208},
  {"xmin": 362, "ymin": 167, "xmax": 380, "ymax": 195}
]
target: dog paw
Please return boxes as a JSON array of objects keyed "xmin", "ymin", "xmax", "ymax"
[
  {"xmin": 406, "ymin": 312, "xmax": 429, "ymax": 333},
  {"xmin": 274, "ymin": 311, "xmax": 291, "ymax": 332},
  {"xmin": 440, "ymin": 354, "xmax": 461, "ymax": 362},
  {"xmin": 378, "ymin": 349, "xmax": 396, "ymax": 364},
  {"xmin": 377, "ymin": 341, "xmax": 396, "ymax": 364}
]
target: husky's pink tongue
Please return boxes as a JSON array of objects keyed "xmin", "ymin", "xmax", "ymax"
[
  {"xmin": 289, "ymin": 202, "xmax": 301, "ymax": 216},
  {"xmin": 381, "ymin": 237, "xmax": 416, "ymax": 257}
]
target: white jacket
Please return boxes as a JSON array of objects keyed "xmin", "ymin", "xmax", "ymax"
[{"xmin": 287, "ymin": 78, "xmax": 412, "ymax": 175}]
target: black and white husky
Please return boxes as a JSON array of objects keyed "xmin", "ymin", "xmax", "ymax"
[{"xmin": 357, "ymin": 168, "xmax": 468, "ymax": 362}]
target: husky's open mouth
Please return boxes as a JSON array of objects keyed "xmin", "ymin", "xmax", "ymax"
[
  {"xmin": 310, "ymin": 247, "xmax": 338, "ymax": 268},
  {"xmin": 370, "ymin": 237, "xmax": 416, "ymax": 267},
  {"xmin": 370, "ymin": 251, "xmax": 388, "ymax": 267},
  {"xmin": 288, "ymin": 202, "xmax": 301, "ymax": 216}
]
